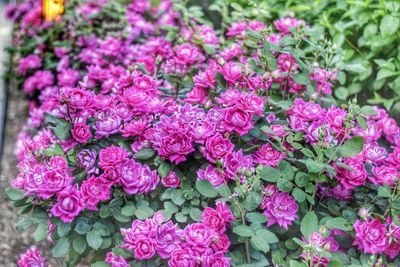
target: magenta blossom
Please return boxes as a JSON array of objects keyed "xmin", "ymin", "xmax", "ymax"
[
  {"xmin": 18, "ymin": 247, "xmax": 46, "ymax": 267},
  {"xmin": 50, "ymin": 187, "xmax": 84, "ymax": 223},
  {"xmin": 263, "ymin": 192, "xmax": 298, "ymax": 229},
  {"xmin": 353, "ymin": 219, "xmax": 388, "ymax": 254}
]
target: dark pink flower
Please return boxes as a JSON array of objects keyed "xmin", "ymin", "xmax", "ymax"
[
  {"xmin": 18, "ymin": 247, "xmax": 46, "ymax": 267},
  {"xmin": 353, "ymin": 219, "xmax": 388, "ymax": 254},
  {"xmin": 161, "ymin": 171, "xmax": 181, "ymax": 188},
  {"xmin": 50, "ymin": 187, "xmax": 84, "ymax": 223},
  {"xmin": 71, "ymin": 123, "xmax": 92, "ymax": 143},
  {"xmin": 134, "ymin": 238, "xmax": 157, "ymax": 260},
  {"xmin": 222, "ymin": 105, "xmax": 253, "ymax": 136},
  {"xmin": 263, "ymin": 192, "xmax": 298, "ymax": 229}
]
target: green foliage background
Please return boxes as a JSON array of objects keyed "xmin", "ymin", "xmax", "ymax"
[{"xmin": 194, "ymin": 0, "xmax": 400, "ymax": 117}]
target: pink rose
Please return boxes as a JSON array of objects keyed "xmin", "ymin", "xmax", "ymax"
[
  {"xmin": 223, "ymin": 149, "xmax": 253, "ymax": 180},
  {"xmin": 253, "ymin": 143, "xmax": 286, "ymax": 167},
  {"xmin": 335, "ymin": 157, "xmax": 368, "ymax": 190},
  {"xmin": 380, "ymin": 117, "xmax": 399, "ymax": 137},
  {"xmin": 222, "ymin": 105, "xmax": 253, "ymax": 136},
  {"xmin": 386, "ymin": 223, "xmax": 400, "ymax": 259},
  {"xmin": 387, "ymin": 147, "xmax": 400, "ymax": 169},
  {"xmin": 353, "ymin": 219, "xmax": 388, "ymax": 254},
  {"xmin": 289, "ymin": 98, "xmax": 326, "ymax": 121},
  {"xmin": 18, "ymin": 55, "xmax": 41, "ymax": 75},
  {"xmin": 134, "ymin": 238, "xmax": 157, "ymax": 260},
  {"xmin": 50, "ymin": 187, "xmax": 84, "ymax": 223},
  {"xmin": 202, "ymin": 252, "xmax": 231, "ymax": 267},
  {"xmin": 66, "ymin": 88, "xmax": 93, "ymax": 110},
  {"xmin": 197, "ymin": 165, "xmax": 224, "ymax": 187},
  {"xmin": 363, "ymin": 142, "xmax": 387, "ymax": 164},
  {"xmin": 98, "ymin": 145, "xmax": 128, "ymax": 170},
  {"xmin": 222, "ymin": 62, "xmax": 242, "ymax": 84},
  {"xmin": 81, "ymin": 176, "xmax": 111, "ymax": 210},
  {"xmin": 161, "ymin": 171, "xmax": 181, "ymax": 188},
  {"xmin": 211, "ymin": 233, "xmax": 231, "ymax": 253},
  {"xmin": 168, "ymin": 248, "xmax": 197, "ymax": 267},
  {"xmin": 274, "ymin": 17, "xmax": 306, "ymax": 34},
  {"xmin": 105, "ymin": 252, "xmax": 130, "ymax": 267},
  {"xmin": 175, "ymin": 44, "xmax": 201, "ymax": 65},
  {"xmin": 120, "ymin": 160, "xmax": 159, "ymax": 194},
  {"xmin": 25, "ymin": 165, "xmax": 72, "ymax": 199},
  {"xmin": 93, "ymin": 115, "xmax": 121, "ymax": 139},
  {"xmin": 202, "ymin": 207, "xmax": 226, "ymax": 233},
  {"xmin": 202, "ymin": 133, "xmax": 235, "ymax": 163},
  {"xmin": 18, "ymin": 247, "xmax": 46, "ymax": 267},
  {"xmin": 71, "ymin": 123, "xmax": 92, "ymax": 143},
  {"xmin": 156, "ymin": 221, "xmax": 181, "ymax": 259},
  {"xmin": 263, "ymin": 192, "xmax": 298, "ymax": 229},
  {"xmin": 370, "ymin": 165, "xmax": 398, "ymax": 187},
  {"xmin": 216, "ymin": 202, "xmax": 235, "ymax": 224},
  {"xmin": 184, "ymin": 223, "xmax": 214, "ymax": 247}
]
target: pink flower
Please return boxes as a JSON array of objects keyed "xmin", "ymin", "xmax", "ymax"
[
  {"xmin": 161, "ymin": 171, "xmax": 181, "ymax": 188},
  {"xmin": 223, "ymin": 149, "xmax": 253, "ymax": 180},
  {"xmin": 387, "ymin": 147, "xmax": 400, "ymax": 169},
  {"xmin": 77, "ymin": 149, "xmax": 98, "ymax": 175},
  {"xmin": 197, "ymin": 165, "xmax": 224, "ymax": 187},
  {"xmin": 385, "ymin": 222, "xmax": 400, "ymax": 259},
  {"xmin": 105, "ymin": 252, "xmax": 130, "ymax": 267},
  {"xmin": 202, "ymin": 251, "xmax": 231, "ymax": 267},
  {"xmin": 216, "ymin": 202, "xmax": 235, "ymax": 224},
  {"xmin": 98, "ymin": 145, "xmax": 128, "ymax": 170},
  {"xmin": 184, "ymin": 223, "xmax": 214, "ymax": 247},
  {"xmin": 93, "ymin": 115, "xmax": 121, "ymax": 139},
  {"xmin": 380, "ymin": 117, "xmax": 399, "ymax": 137},
  {"xmin": 169, "ymin": 248, "xmax": 196, "ymax": 267},
  {"xmin": 18, "ymin": 55, "xmax": 41, "ymax": 75},
  {"xmin": 156, "ymin": 221, "xmax": 181, "ymax": 259},
  {"xmin": 134, "ymin": 238, "xmax": 157, "ymax": 260},
  {"xmin": 221, "ymin": 63, "xmax": 242, "ymax": 84},
  {"xmin": 274, "ymin": 17, "xmax": 306, "ymax": 34},
  {"xmin": 370, "ymin": 165, "xmax": 398, "ymax": 187},
  {"xmin": 81, "ymin": 176, "xmax": 111, "ymax": 210},
  {"xmin": 25, "ymin": 165, "xmax": 72, "ymax": 199},
  {"xmin": 202, "ymin": 207, "xmax": 226, "ymax": 232},
  {"xmin": 202, "ymin": 133, "xmax": 235, "ymax": 163},
  {"xmin": 175, "ymin": 43, "xmax": 202, "ymax": 65},
  {"xmin": 289, "ymin": 98, "xmax": 326, "ymax": 121},
  {"xmin": 253, "ymin": 143, "xmax": 286, "ymax": 167},
  {"xmin": 353, "ymin": 219, "xmax": 388, "ymax": 254},
  {"xmin": 71, "ymin": 123, "xmax": 92, "ymax": 143},
  {"xmin": 263, "ymin": 192, "xmax": 298, "ymax": 229},
  {"xmin": 335, "ymin": 157, "xmax": 368, "ymax": 189},
  {"xmin": 120, "ymin": 160, "xmax": 159, "ymax": 194},
  {"xmin": 66, "ymin": 88, "xmax": 94, "ymax": 111},
  {"xmin": 363, "ymin": 142, "xmax": 387, "ymax": 164},
  {"xmin": 18, "ymin": 247, "xmax": 46, "ymax": 267},
  {"xmin": 57, "ymin": 69, "xmax": 80, "ymax": 87},
  {"xmin": 50, "ymin": 187, "xmax": 84, "ymax": 223},
  {"xmin": 211, "ymin": 233, "xmax": 231, "ymax": 253},
  {"xmin": 222, "ymin": 105, "xmax": 253, "ymax": 136}
]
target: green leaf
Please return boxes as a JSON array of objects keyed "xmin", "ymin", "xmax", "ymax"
[
  {"xmin": 277, "ymin": 178, "xmax": 293, "ymax": 192},
  {"xmin": 246, "ymin": 212, "xmax": 268, "ymax": 223},
  {"xmin": 217, "ymin": 184, "xmax": 231, "ymax": 197},
  {"xmin": 290, "ymin": 260, "xmax": 307, "ymax": 267},
  {"xmin": 380, "ymin": 15, "xmax": 400, "ymax": 36},
  {"xmin": 87, "ymin": 230, "xmax": 102, "ymax": 250},
  {"xmin": 244, "ymin": 191, "xmax": 263, "ymax": 211},
  {"xmin": 73, "ymin": 235, "xmax": 87, "ymax": 254},
  {"xmin": 75, "ymin": 221, "xmax": 91, "ymax": 234},
  {"xmin": 158, "ymin": 162, "xmax": 170, "ymax": 178},
  {"xmin": 378, "ymin": 186, "xmax": 392, "ymax": 198},
  {"xmin": 189, "ymin": 208, "xmax": 202, "ymax": 221},
  {"xmin": 278, "ymin": 160, "xmax": 294, "ymax": 180},
  {"xmin": 377, "ymin": 68, "xmax": 396, "ymax": 80},
  {"xmin": 233, "ymin": 225, "xmax": 254, "ymax": 237},
  {"xmin": 301, "ymin": 212, "xmax": 319, "ymax": 239},
  {"xmin": 91, "ymin": 261, "xmax": 111, "ymax": 267},
  {"xmin": 256, "ymin": 229, "xmax": 279, "ymax": 243},
  {"xmin": 251, "ymin": 235, "xmax": 270, "ymax": 253},
  {"xmin": 52, "ymin": 237, "xmax": 70, "ymax": 257},
  {"xmin": 326, "ymin": 217, "xmax": 352, "ymax": 231},
  {"xmin": 57, "ymin": 221, "xmax": 71, "ymax": 237},
  {"xmin": 300, "ymin": 159, "xmax": 324, "ymax": 173},
  {"xmin": 195, "ymin": 180, "xmax": 218, "ymax": 198},
  {"xmin": 294, "ymin": 172, "xmax": 309, "ymax": 187},
  {"xmin": 135, "ymin": 207, "xmax": 154, "ymax": 220},
  {"xmin": 44, "ymin": 113, "xmax": 71, "ymax": 140},
  {"xmin": 339, "ymin": 136, "xmax": 364, "ymax": 158},
  {"xmin": 360, "ymin": 105, "xmax": 378, "ymax": 116},
  {"xmin": 344, "ymin": 63, "xmax": 366, "ymax": 73},
  {"xmin": 134, "ymin": 148, "xmax": 155, "ymax": 160},
  {"xmin": 292, "ymin": 188, "xmax": 306, "ymax": 203},
  {"xmin": 33, "ymin": 223, "xmax": 48, "ymax": 242},
  {"xmin": 16, "ymin": 219, "xmax": 33, "ymax": 231},
  {"xmin": 171, "ymin": 190, "xmax": 185, "ymax": 206},
  {"xmin": 258, "ymin": 166, "xmax": 280, "ymax": 182},
  {"xmin": 5, "ymin": 187, "xmax": 25, "ymax": 201}
]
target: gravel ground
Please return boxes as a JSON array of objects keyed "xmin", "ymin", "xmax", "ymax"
[{"xmin": 0, "ymin": 85, "xmax": 31, "ymax": 266}]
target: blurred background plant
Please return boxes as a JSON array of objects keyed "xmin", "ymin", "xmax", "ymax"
[{"xmin": 192, "ymin": 0, "xmax": 400, "ymax": 117}]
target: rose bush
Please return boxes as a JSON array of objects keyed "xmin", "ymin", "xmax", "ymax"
[{"xmin": 5, "ymin": 0, "xmax": 400, "ymax": 267}]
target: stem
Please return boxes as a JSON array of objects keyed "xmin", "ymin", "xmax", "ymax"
[{"xmin": 241, "ymin": 210, "xmax": 251, "ymax": 264}]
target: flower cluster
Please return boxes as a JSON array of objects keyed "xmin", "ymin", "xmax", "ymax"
[{"xmin": 6, "ymin": 0, "xmax": 400, "ymax": 266}]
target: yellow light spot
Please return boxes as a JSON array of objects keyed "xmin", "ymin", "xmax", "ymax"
[{"xmin": 43, "ymin": 0, "xmax": 64, "ymax": 21}]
